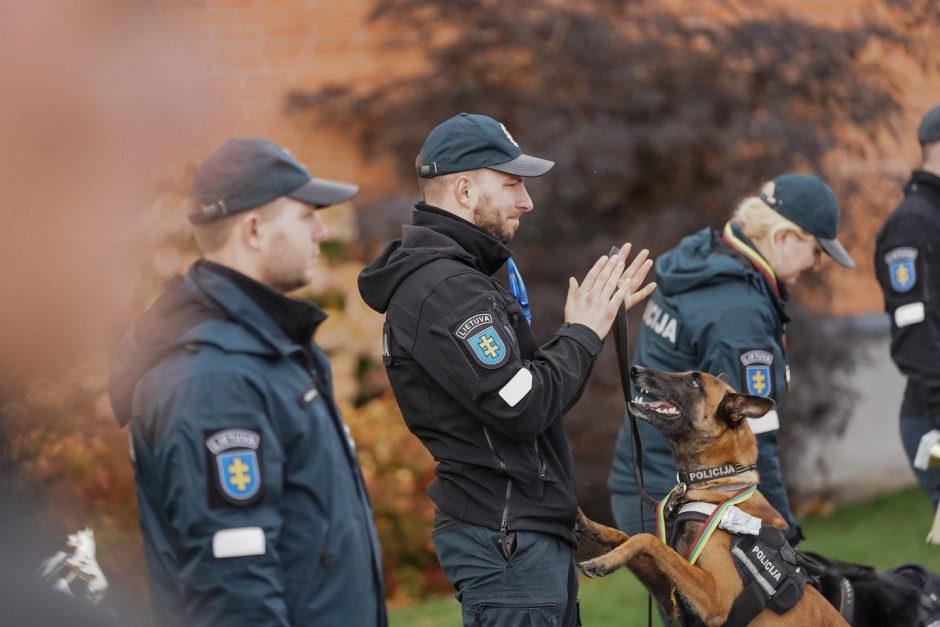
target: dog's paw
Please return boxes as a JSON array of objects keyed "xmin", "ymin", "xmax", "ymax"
[{"xmin": 577, "ymin": 558, "xmax": 613, "ymax": 579}]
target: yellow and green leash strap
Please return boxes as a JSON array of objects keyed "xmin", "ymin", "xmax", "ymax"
[
  {"xmin": 684, "ymin": 483, "xmax": 758, "ymax": 565},
  {"xmin": 657, "ymin": 483, "xmax": 758, "ymax": 619}
]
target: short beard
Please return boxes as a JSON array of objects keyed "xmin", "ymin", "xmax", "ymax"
[
  {"xmin": 258, "ymin": 233, "xmax": 312, "ymax": 293},
  {"xmin": 472, "ymin": 194, "xmax": 513, "ymax": 244}
]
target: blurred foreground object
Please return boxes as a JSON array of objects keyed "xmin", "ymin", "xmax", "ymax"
[
  {"xmin": 39, "ymin": 528, "xmax": 108, "ymax": 605},
  {"xmin": 0, "ymin": 0, "xmax": 206, "ymax": 383}
]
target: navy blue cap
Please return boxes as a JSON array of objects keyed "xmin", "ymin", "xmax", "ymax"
[
  {"xmin": 758, "ymin": 173, "xmax": 855, "ymax": 268},
  {"xmin": 417, "ymin": 113, "xmax": 554, "ymax": 178},
  {"xmin": 918, "ymin": 103, "xmax": 940, "ymax": 145},
  {"xmin": 189, "ymin": 138, "xmax": 358, "ymax": 224}
]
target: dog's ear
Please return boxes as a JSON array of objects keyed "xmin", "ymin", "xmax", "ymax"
[{"xmin": 718, "ymin": 393, "xmax": 775, "ymax": 426}]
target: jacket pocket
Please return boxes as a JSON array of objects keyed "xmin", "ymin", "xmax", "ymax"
[{"xmin": 468, "ymin": 597, "xmax": 561, "ymax": 627}]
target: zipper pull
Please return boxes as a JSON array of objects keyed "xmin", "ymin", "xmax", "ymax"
[{"xmin": 298, "ymin": 387, "xmax": 319, "ymax": 407}]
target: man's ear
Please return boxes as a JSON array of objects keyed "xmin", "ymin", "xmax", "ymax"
[
  {"xmin": 238, "ymin": 212, "xmax": 263, "ymax": 251},
  {"xmin": 718, "ymin": 393, "xmax": 775, "ymax": 426},
  {"xmin": 454, "ymin": 173, "xmax": 474, "ymax": 210}
]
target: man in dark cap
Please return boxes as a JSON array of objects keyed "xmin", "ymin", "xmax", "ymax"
[
  {"xmin": 358, "ymin": 113, "xmax": 656, "ymax": 626},
  {"xmin": 108, "ymin": 138, "xmax": 387, "ymax": 626},
  {"xmin": 875, "ymin": 104, "xmax": 940, "ymax": 511}
]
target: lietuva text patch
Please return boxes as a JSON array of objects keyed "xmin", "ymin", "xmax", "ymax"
[
  {"xmin": 885, "ymin": 246, "xmax": 918, "ymax": 293},
  {"xmin": 454, "ymin": 312, "xmax": 509, "ymax": 369},
  {"xmin": 205, "ymin": 428, "xmax": 263, "ymax": 507},
  {"xmin": 739, "ymin": 349, "xmax": 774, "ymax": 398}
]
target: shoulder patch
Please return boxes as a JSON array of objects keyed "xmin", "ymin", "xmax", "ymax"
[
  {"xmin": 205, "ymin": 428, "xmax": 263, "ymax": 507},
  {"xmin": 885, "ymin": 247, "xmax": 918, "ymax": 293},
  {"xmin": 454, "ymin": 312, "xmax": 510, "ymax": 369},
  {"xmin": 739, "ymin": 349, "xmax": 774, "ymax": 398}
]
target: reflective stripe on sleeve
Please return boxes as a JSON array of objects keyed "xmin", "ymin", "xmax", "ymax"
[
  {"xmin": 212, "ymin": 527, "xmax": 266, "ymax": 558},
  {"xmin": 747, "ymin": 409, "xmax": 779, "ymax": 434},
  {"xmin": 895, "ymin": 302, "xmax": 926, "ymax": 328},
  {"xmin": 498, "ymin": 367, "xmax": 533, "ymax": 407}
]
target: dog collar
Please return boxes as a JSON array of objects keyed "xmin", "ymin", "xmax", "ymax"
[{"xmin": 677, "ymin": 463, "xmax": 756, "ymax": 486}]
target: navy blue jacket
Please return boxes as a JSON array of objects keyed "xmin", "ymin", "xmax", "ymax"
[
  {"xmin": 109, "ymin": 262, "xmax": 386, "ymax": 627},
  {"xmin": 608, "ymin": 225, "xmax": 799, "ymax": 540}
]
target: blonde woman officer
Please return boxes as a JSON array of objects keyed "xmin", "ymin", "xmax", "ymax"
[{"xmin": 607, "ymin": 174, "xmax": 855, "ymax": 544}]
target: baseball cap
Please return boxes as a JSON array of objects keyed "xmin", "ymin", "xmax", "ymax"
[
  {"xmin": 189, "ymin": 137, "xmax": 358, "ymax": 224},
  {"xmin": 918, "ymin": 103, "xmax": 940, "ymax": 145},
  {"xmin": 416, "ymin": 113, "xmax": 554, "ymax": 178},
  {"xmin": 758, "ymin": 173, "xmax": 855, "ymax": 268}
]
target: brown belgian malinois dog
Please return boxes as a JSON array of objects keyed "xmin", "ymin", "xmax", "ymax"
[{"xmin": 577, "ymin": 365, "xmax": 848, "ymax": 626}]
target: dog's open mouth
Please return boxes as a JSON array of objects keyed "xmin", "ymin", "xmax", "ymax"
[
  {"xmin": 631, "ymin": 394, "xmax": 681, "ymax": 417},
  {"xmin": 629, "ymin": 368, "xmax": 686, "ymax": 423},
  {"xmin": 631, "ymin": 379, "xmax": 681, "ymax": 417}
]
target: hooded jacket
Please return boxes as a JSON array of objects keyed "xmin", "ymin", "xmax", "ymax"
[
  {"xmin": 875, "ymin": 170, "xmax": 940, "ymax": 422},
  {"xmin": 109, "ymin": 261, "xmax": 386, "ymax": 627},
  {"xmin": 359, "ymin": 204, "xmax": 603, "ymax": 546},
  {"xmin": 608, "ymin": 225, "xmax": 799, "ymax": 540}
]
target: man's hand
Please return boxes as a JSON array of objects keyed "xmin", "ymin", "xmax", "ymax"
[{"xmin": 564, "ymin": 243, "xmax": 656, "ymax": 340}]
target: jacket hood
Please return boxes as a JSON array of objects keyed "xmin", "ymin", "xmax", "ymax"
[
  {"xmin": 358, "ymin": 203, "xmax": 511, "ymax": 313},
  {"xmin": 656, "ymin": 227, "xmax": 754, "ymax": 297},
  {"xmin": 109, "ymin": 262, "xmax": 299, "ymax": 427},
  {"xmin": 108, "ymin": 277, "xmax": 223, "ymax": 427}
]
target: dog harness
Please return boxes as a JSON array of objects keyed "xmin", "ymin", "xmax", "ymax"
[{"xmin": 656, "ymin": 484, "xmax": 811, "ymax": 627}]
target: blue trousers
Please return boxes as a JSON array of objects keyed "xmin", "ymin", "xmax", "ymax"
[
  {"xmin": 433, "ymin": 525, "xmax": 579, "ymax": 626},
  {"xmin": 899, "ymin": 414, "xmax": 940, "ymax": 509}
]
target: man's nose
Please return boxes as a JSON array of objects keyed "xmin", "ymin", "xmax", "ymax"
[
  {"xmin": 313, "ymin": 220, "xmax": 329, "ymax": 242},
  {"xmin": 519, "ymin": 185, "xmax": 534, "ymax": 213}
]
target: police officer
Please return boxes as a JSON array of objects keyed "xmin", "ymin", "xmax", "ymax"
[
  {"xmin": 608, "ymin": 174, "xmax": 855, "ymax": 546},
  {"xmin": 875, "ymin": 103, "xmax": 940, "ymax": 509},
  {"xmin": 358, "ymin": 113, "xmax": 655, "ymax": 626},
  {"xmin": 108, "ymin": 138, "xmax": 387, "ymax": 626}
]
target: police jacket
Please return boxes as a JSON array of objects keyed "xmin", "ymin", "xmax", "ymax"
[
  {"xmin": 358, "ymin": 204, "xmax": 604, "ymax": 546},
  {"xmin": 875, "ymin": 170, "xmax": 940, "ymax": 421},
  {"xmin": 608, "ymin": 224, "xmax": 799, "ymax": 538},
  {"xmin": 109, "ymin": 261, "xmax": 386, "ymax": 627}
]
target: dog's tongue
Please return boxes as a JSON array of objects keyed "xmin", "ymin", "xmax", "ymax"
[{"xmin": 649, "ymin": 400, "xmax": 674, "ymax": 410}]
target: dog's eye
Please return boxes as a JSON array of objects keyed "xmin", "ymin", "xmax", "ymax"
[{"xmin": 688, "ymin": 376, "xmax": 701, "ymax": 388}]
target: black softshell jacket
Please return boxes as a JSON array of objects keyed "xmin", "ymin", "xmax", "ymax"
[
  {"xmin": 359, "ymin": 204, "xmax": 603, "ymax": 545},
  {"xmin": 875, "ymin": 171, "xmax": 940, "ymax": 420}
]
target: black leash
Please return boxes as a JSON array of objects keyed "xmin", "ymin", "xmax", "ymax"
[
  {"xmin": 609, "ymin": 247, "xmax": 658, "ymax": 626},
  {"xmin": 609, "ymin": 247, "xmax": 658, "ymax": 512}
]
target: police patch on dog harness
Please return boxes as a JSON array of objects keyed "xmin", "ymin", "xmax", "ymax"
[
  {"xmin": 885, "ymin": 246, "xmax": 918, "ymax": 293},
  {"xmin": 454, "ymin": 312, "xmax": 509, "ymax": 369},
  {"xmin": 726, "ymin": 526, "xmax": 810, "ymax": 625},
  {"xmin": 205, "ymin": 428, "xmax": 263, "ymax": 507},
  {"xmin": 739, "ymin": 349, "xmax": 774, "ymax": 398}
]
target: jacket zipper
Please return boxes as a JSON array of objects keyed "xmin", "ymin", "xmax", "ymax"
[
  {"xmin": 489, "ymin": 294, "xmax": 520, "ymax": 356},
  {"xmin": 533, "ymin": 438, "xmax": 547, "ymax": 480},
  {"xmin": 482, "ymin": 424, "xmax": 513, "ymax": 545}
]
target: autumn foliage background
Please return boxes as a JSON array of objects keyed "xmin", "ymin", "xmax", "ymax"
[{"xmin": 1, "ymin": 0, "xmax": 939, "ymax": 620}]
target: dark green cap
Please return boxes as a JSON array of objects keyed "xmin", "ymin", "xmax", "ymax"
[
  {"xmin": 189, "ymin": 137, "xmax": 358, "ymax": 224},
  {"xmin": 417, "ymin": 113, "xmax": 554, "ymax": 178},
  {"xmin": 918, "ymin": 103, "xmax": 940, "ymax": 145},
  {"xmin": 758, "ymin": 173, "xmax": 855, "ymax": 268}
]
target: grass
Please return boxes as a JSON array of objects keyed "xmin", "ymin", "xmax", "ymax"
[{"xmin": 389, "ymin": 486, "xmax": 940, "ymax": 626}]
